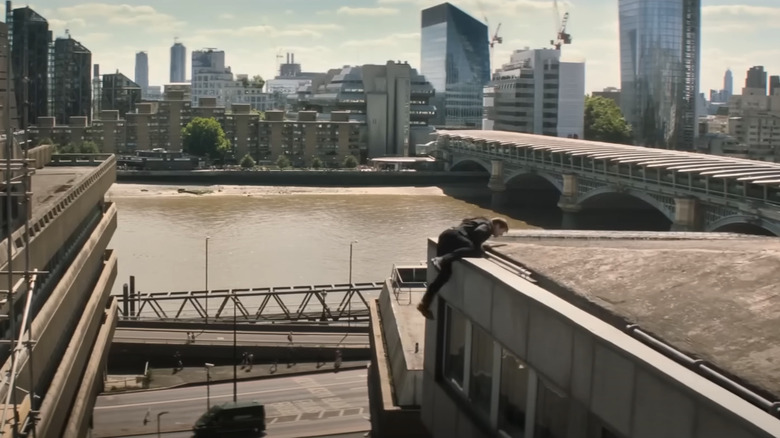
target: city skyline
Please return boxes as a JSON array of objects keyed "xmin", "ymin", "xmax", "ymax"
[{"xmin": 28, "ymin": 0, "xmax": 780, "ymax": 96}]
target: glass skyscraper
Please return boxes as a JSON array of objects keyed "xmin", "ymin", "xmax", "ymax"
[
  {"xmin": 421, "ymin": 2, "xmax": 489, "ymax": 128},
  {"xmin": 619, "ymin": 0, "xmax": 700, "ymax": 150}
]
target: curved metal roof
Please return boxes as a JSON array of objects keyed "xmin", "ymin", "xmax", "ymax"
[{"xmin": 440, "ymin": 130, "xmax": 780, "ymax": 187}]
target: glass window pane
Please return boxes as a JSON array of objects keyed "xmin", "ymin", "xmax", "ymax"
[
  {"xmin": 443, "ymin": 305, "xmax": 466, "ymax": 388},
  {"xmin": 534, "ymin": 377, "xmax": 571, "ymax": 438},
  {"xmin": 498, "ymin": 350, "xmax": 529, "ymax": 437},
  {"xmin": 468, "ymin": 324, "xmax": 493, "ymax": 417}
]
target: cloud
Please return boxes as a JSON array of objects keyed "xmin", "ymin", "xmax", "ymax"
[
  {"xmin": 341, "ymin": 32, "xmax": 420, "ymax": 48},
  {"xmin": 197, "ymin": 23, "xmax": 341, "ymax": 40},
  {"xmin": 337, "ymin": 7, "xmax": 399, "ymax": 16},
  {"xmin": 219, "ymin": 13, "xmax": 234, "ymax": 20},
  {"xmin": 702, "ymin": 5, "xmax": 780, "ymax": 18},
  {"xmin": 50, "ymin": 3, "xmax": 185, "ymax": 31}
]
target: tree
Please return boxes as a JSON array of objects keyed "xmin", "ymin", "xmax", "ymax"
[
  {"xmin": 584, "ymin": 96, "xmax": 634, "ymax": 144},
  {"xmin": 37, "ymin": 137, "xmax": 54, "ymax": 147},
  {"xmin": 56, "ymin": 140, "xmax": 100, "ymax": 154},
  {"xmin": 251, "ymin": 75, "xmax": 265, "ymax": 90},
  {"xmin": 311, "ymin": 157, "xmax": 323, "ymax": 169},
  {"xmin": 276, "ymin": 155, "xmax": 290, "ymax": 169},
  {"xmin": 182, "ymin": 117, "xmax": 230, "ymax": 160},
  {"xmin": 343, "ymin": 155, "xmax": 358, "ymax": 169},
  {"xmin": 239, "ymin": 154, "xmax": 256, "ymax": 169}
]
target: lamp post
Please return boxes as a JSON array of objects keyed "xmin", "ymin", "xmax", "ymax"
[
  {"xmin": 157, "ymin": 411, "xmax": 169, "ymax": 438},
  {"xmin": 205, "ymin": 363, "xmax": 214, "ymax": 410},
  {"xmin": 205, "ymin": 236, "xmax": 210, "ymax": 324},
  {"xmin": 348, "ymin": 241, "xmax": 358, "ymax": 330},
  {"xmin": 232, "ymin": 292, "xmax": 237, "ymax": 403}
]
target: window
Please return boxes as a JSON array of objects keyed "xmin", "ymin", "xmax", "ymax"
[
  {"xmin": 469, "ymin": 324, "xmax": 494, "ymax": 418},
  {"xmin": 498, "ymin": 350, "xmax": 529, "ymax": 437},
  {"xmin": 443, "ymin": 306, "xmax": 467, "ymax": 389},
  {"xmin": 534, "ymin": 377, "xmax": 571, "ymax": 438}
]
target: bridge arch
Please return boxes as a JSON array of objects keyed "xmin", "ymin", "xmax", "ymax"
[
  {"xmin": 577, "ymin": 187, "xmax": 676, "ymax": 223},
  {"xmin": 504, "ymin": 170, "xmax": 563, "ymax": 193},
  {"xmin": 450, "ymin": 157, "xmax": 491, "ymax": 173},
  {"xmin": 706, "ymin": 216, "xmax": 780, "ymax": 237}
]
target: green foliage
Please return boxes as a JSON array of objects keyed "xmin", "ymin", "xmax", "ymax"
[
  {"xmin": 182, "ymin": 117, "xmax": 230, "ymax": 160},
  {"xmin": 276, "ymin": 155, "xmax": 291, "ymax": 169},
  {"xmin": 342, "ymin": 154, "xmax": 358, "ymax": 169},
  {"xmin": 311, "ymin": 157, "xmax": 323, "ymax": 169},
  {"xmin": 584, "ymin": 96, "xmax": 634, "ymax": 145},
  {"xmin": 56, "ymin": 140, "xmax": 100, "ymax": 154},
  {"xmin": 251, "ymin": 75, "xmax": 265, "ymax": 90},
  {"xmin": 37, "ymin": 137, "xmax": 54, "ymax": 147},
  {"xmin": 239, "ymin": 154, "xmax": 256, "ymax": 169}
]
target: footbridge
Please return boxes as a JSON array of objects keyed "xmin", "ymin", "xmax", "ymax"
[{"xmin": 437, "ymin": 130, "xmax": 780, "ymax": 235}]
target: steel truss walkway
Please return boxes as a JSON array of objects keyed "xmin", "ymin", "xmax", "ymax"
[{"xmin": 117, "ymin": 280, "xmax": 384, "ymax": 323}]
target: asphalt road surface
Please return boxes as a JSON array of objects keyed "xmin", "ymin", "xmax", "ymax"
[{"xmin": 94, "ymin": 370, "xmax": 370, "ymax": 438}]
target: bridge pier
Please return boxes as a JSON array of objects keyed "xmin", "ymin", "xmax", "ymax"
[
  {"xmin": 671, "ymin": 197, "xmax": 702, "ymax": 232},
  {"xmin": 488, "ymin": 159, "xmax": 507, "ymax": 208},
  {"xmin": 557, "ymin": 174, "xmax": 581, "ymax": 229}
]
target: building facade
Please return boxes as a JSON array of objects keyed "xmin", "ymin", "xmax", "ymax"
[
  {"xmin": 619, "ymin": 0, "xmax": 700, "ymax": 150},
  {"xmin": 0, "ymin": 22, "xmax": 20, "ymax": 132},
  {"xmin": 100, "ymin": 72, "xmax": 141, "ymax": 119},
  {"xmin": 134, "ymin": 51, "xmax": 149, "ymax": 97},
  {"xmin": 421, "ymin": 2, "xmax": 489, "ymax": 128},
  {"xmin": 745, "ymin": 66, "xmax": 767, "ymax": 94},
  {"xmin": 52, "ymin": 36, "xmax": 91, "ymax": 125},
  {"xmin": 7, "ymin": 2, "xmax": 51, "ymax": 127},
  {"xmin": 770, "ymin": 76, "xmax": 779, "ymax": 97},
  {"xmin": 170, "ymin": 41, "xmax": 186, "ymax": 83}
]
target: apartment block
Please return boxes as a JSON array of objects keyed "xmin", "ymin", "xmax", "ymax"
[
  {"xmin": 52, "ymin": 35, "xmax": 91, "ymax": 124},
  {"xmin": 726, "ymin": 88, "xmax": 780, "ymax": 162}
]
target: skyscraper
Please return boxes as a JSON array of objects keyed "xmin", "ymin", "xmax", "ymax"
[
  {"xmin": 745, "ymin": 66, "xmax": 767, "ymax": 94},
  {"xmin": 170, "ymin": 41, "xmax": 186, "ymax": 83},
  {"xmin": 53, "ymin": 35, "xmax": 91, "ymax": 124},
  {"xmin": 420, "ymin": 2, "xmax": 489, "ymax": 128},
  {"xmin": 7, "ymin": 2, "xmax": 51, "ymax": 127},
  {"xmin": 618, "ymin": 0, "xmax": 700, "ymax": 150},
  {"xmin": 723, "ymin": 68, "xmax": 733, "ymax": 100},
  {"xmin": 135, "ymin": 51, "xmax": 149, "ymax": 97},
  {"xmin": 770, "ymin": 75, "xmax": 780, "ymax": 97}
]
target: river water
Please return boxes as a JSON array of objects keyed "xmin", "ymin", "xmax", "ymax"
[{"xmin": 107, "ymin": 184, "xmax": 543, "ymax": 296}]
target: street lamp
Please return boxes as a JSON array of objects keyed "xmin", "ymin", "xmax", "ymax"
[
  {"xmin": 204, "ymin": 363, "xmax": 214, "ymax": 410},
  {"xmin": 232, "ymin": 292, "xmax": 237, "ymax": 403},
  {"xmin": 348, "ymin": 240, "xmax": 358, "ymax": 330},
  {"xmin": 205, "ymin": 236, "xmax": 210, "ymax": 324},
  {"xmin": 157, "ymin": 411, "xmax": 169, "ymax": 438}
]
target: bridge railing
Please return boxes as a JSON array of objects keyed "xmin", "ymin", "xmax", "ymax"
[
  {"xmin": 117, "ymin": 281, "xmax": 384, "ymax": 323},
  {"xmin": 447, "ymin": 141, "xmax": 780, "ymax": 209}
]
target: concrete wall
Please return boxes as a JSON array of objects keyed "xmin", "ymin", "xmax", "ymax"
[{"xmin": 421, "ymin": 240, "xmax": 780, "ymax": 438}]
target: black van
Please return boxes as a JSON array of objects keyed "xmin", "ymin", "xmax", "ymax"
[{"xmin": 192, "ymin": 401, "xmax": 266, "ymax": 437}]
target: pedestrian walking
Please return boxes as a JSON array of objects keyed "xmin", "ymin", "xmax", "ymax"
[
  {"xmin": 241, "ymin": 352, "xmax": 248, "ymax": 369},
  {"xmin": 173, "ymin": 351, "xmax": 183, "ymax": 372},
  {"xmin": 247, "ymin": 353, "xmax": 254, "ymax": 371},
  {"xmin": 417, "ymin": 217, "xmax": 509, "ymax": 319}
]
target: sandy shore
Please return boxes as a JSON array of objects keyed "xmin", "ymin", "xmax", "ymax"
[{"xmin": 107, "ymin": 183, "xmax": 452, "ymax": 198}]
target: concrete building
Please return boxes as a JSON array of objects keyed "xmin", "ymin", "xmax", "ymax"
[
  {"xmin": 0, "ymin": 139, "xmax": 117, "ymax": 436},
  {"xmin": 724, "ymin": 68, "xmax": 733, "ymax": 100},
  {"xmin": 483, "ymin": 48, "xmax": 584, "ymax": 139},
  {"xmin": 100, "ymin": 72, "xmax": 140, "ymax": 118},
  {"xmin": 726, "ymin": 88, "xmax": 780, "ymax": 162},
  {"xmin": 52, "ymin": 35, "xmax": 91, "ymax": 125},
  {"xmin": 592, "ymin": 87, "xmax": 621, "ymax": 106},
  {"xmin": 145, "ymin": 85, "xmax": 162, "ymax": 101},
  {"xmin": 746, "ymin": 66, "xmax": 767, "ymax": 95},
  {"xmin": 619, "ymin": 0, "xmax": 700, "ymax": 150},
  {"xmin": 134, "ymin": 51, "xmax": 149, "ymax": 97},
  {"xmin": 367, "ymin": 230, "xmax": 780, "ymax": 438},
  {"xmin": 0, "ymin": 22, "xmax": 20, "ymax": 132},
  {"xmin": 170, "ymin": 41, "xmax": 186, "ymax": 83},
  {"xmin": 421, "ymin": 2, "xmax": 489, "ymax": 128},
  {"xmin": 191, "ymin": 49, "xmax": 273, "ymax": 111},
  {"xmin": 770, "ymin": 75, "xmax": 779, "ymax": 97},
  {"xmin": 7, "ymin": 1, "xmax": 52, "ymax": 126},
  {"xmin": 296, "ymin": 61, "xmax": 435, "ymax": 157}
]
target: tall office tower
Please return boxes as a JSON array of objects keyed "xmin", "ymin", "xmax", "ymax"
[
  {"xmin": 0, "ymin": 22, "xmax": 19, "ymax": 135},
  {"xmin": 170, "ymin": 41, "xmax": 186, "ymax": 83},
  {"xmin": 619, "ymin": 0, "xmax": 700, "ymax": 150},
  {"xmin": 723, "ymin": 68, "xmax": 733, "ymax": 100},
  {"xmin": 420, "ymin": 2, "xmax": 490, "ymax": 128},
  {"xmin": 7, "ymin": 1, "xmax": 51, "ymax": 127},
  {"xmin": 101, "ymin": 71, "xmax": 141, "ymax": 118},
  {"xmin": 52, "ymin": 35, "xmax": 91, "ymax": 124},
  {"xmin": 745, "ymin": 66, "xmax": 767, "ymax": 94},
  {"xmin": 135, "ymin": 51, "xmax": 149, "ymax": 97},
  {"xmin": 770, "ymin": 76, "xmax": 780, "ymax": 97}
]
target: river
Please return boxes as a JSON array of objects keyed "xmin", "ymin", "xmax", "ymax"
[{"xmin": 107, "ymin": 184, "xmax": 547, "ymax": 295}]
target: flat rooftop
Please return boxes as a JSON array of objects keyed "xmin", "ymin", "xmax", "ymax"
[
  {"xmin": 492, "ymin": 230, "xmax": 780, "ymax": 399},
  {"xmin": 31, "ymin": 166, "xmax": 95, "ymax": 214}
]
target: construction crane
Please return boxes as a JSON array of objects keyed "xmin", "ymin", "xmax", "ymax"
[
  {"xmin": 485, "ymin": 17, "xmax": 503, "ymax": 74},
  {"xmin": 551, "ymin": 0, "xmax": 572, "ymax": 51}
]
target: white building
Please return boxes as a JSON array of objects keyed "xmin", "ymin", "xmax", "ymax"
[
  {"xmin": 191, "ymin": 49, "xmax": 275, "ymax": 112},
  {"xmin": 483, "ymin": 48, "xmax": 585, "ymax": 139}
]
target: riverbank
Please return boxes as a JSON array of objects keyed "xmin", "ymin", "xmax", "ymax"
[
  {"xmin": 116, "ymin": 169, "xmax": 489, "ymax": 187},
  {"xmin": 108, "ymin": 182, "xmax": 491, "ymax": 198}
]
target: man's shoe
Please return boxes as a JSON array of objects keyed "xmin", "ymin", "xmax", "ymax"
[
  {"xmin": 430, "ymin": 257, "xmax": 442, "ymax": 271},
  {"xmin": 417, "ymin": 302, "xmax": 434, "ymax": 320}
]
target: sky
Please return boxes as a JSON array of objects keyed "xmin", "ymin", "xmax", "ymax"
[{"xmin": 25, "ymin": 0, "xmax": 780, "ymax": 95}]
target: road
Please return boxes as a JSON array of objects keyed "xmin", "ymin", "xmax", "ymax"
[
  {"xmin": 94, "ymin": 370, "xmax": 370, "ymax": 438},
  {"xmin": 113, "ymin": 328, "xmax": 370, "ymax": 347}
]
